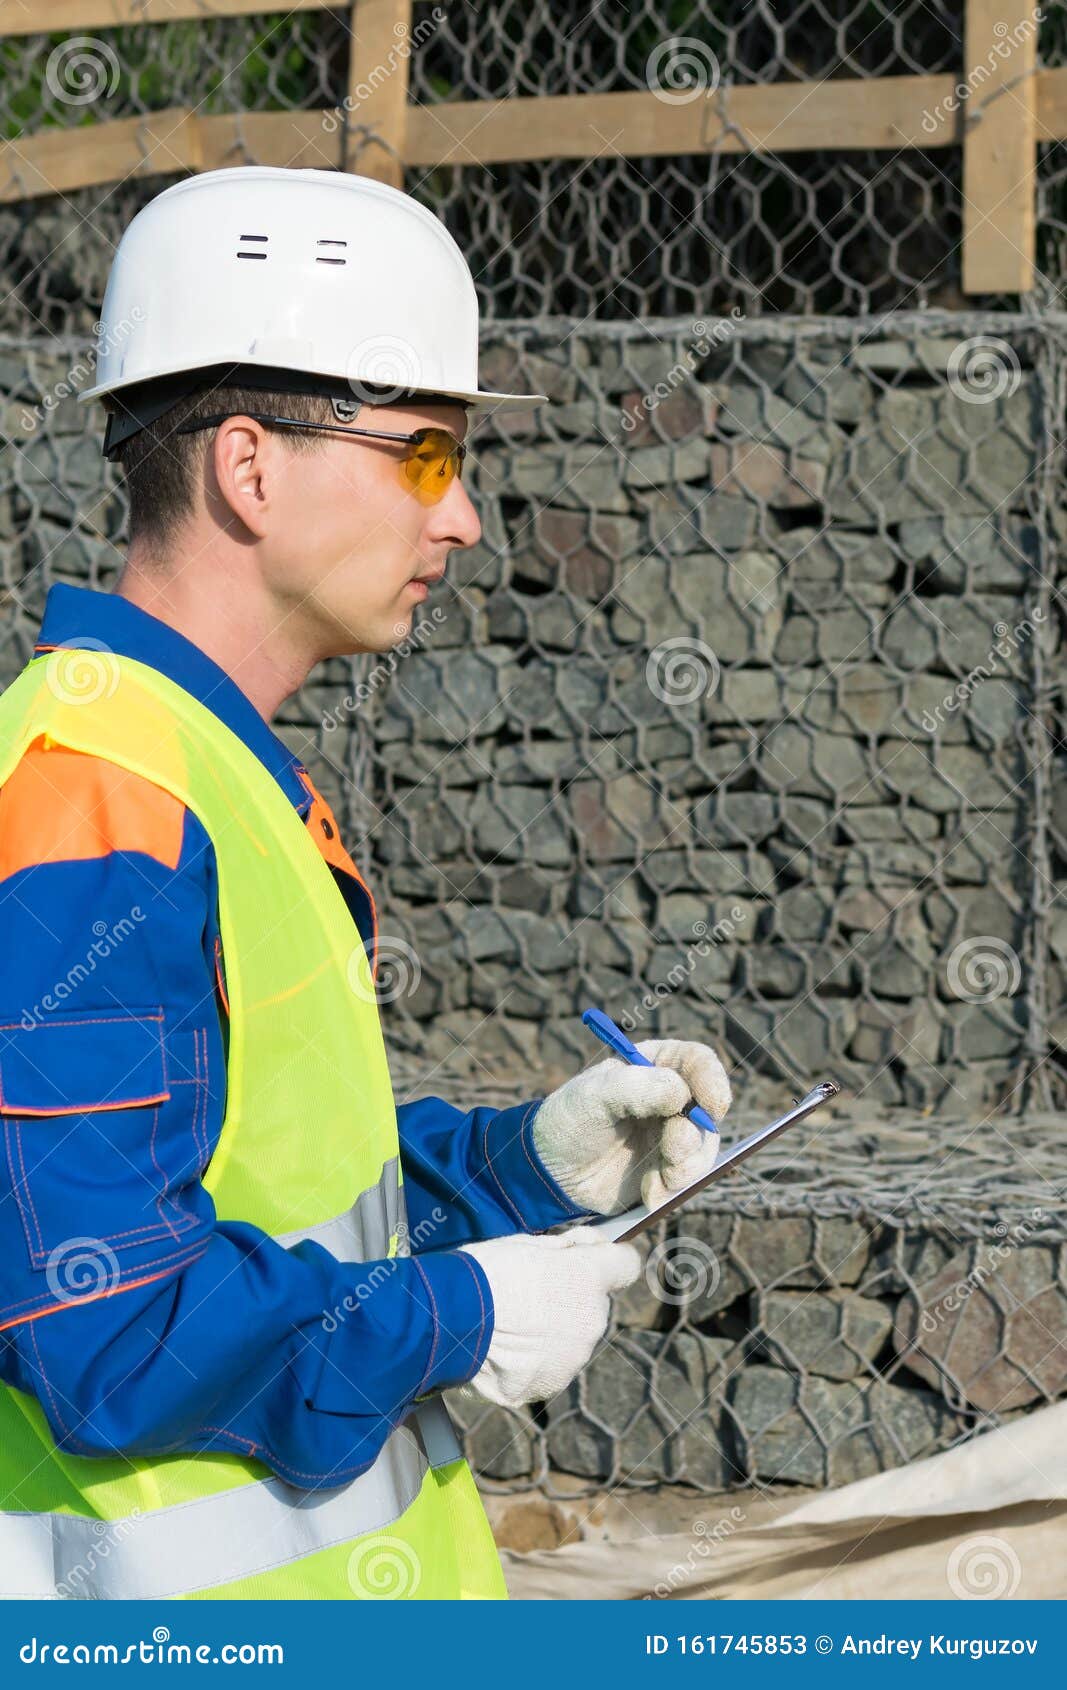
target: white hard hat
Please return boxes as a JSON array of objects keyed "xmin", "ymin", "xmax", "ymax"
[{"xmin": 80, "ymin": 164, "xmax": 547, "ymax": 458}]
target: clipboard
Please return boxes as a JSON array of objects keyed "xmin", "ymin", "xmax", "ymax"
[{"xmin": 592, "ymin": 1078, "xmax": 840, "ymax": 1242}]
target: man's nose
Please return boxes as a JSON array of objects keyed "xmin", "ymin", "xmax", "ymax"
[{"xmin": 431, "ymin": 476, "xmax": 482, "ymax": 549}]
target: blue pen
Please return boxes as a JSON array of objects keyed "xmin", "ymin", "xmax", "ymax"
[{"xmin": 581, "ymin": 1007, "xmax": 719, "ymax": 1134}]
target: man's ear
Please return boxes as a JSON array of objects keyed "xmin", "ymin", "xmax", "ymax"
[{"xmin": 209, "ymin": 416, "xmax": 274, "ymax": 540}]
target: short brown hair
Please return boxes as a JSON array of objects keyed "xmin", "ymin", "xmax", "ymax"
[{"xmin": 116, "ymin": 382, "xmax": 337, "ymax": 557}]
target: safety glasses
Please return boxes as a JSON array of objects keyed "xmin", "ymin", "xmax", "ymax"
[{"xmin": 175, "ymin": 412, "xmax": 468, "ymax": 506}]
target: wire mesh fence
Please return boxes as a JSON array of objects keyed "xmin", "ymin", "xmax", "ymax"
[{"xmin": 0, "ymin": 1, "xmax": 1064, "ymax": 329}]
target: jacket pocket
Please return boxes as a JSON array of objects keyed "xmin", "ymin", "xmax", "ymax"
[{"xmin": 0, "ymin": 1008, "xmax": 196, "ymax": 1268}]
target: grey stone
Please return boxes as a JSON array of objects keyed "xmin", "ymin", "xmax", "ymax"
[
  {"xmin": 632, "ymin": 487, "xmax": 759, "ymax": 552},
  {"xmin": 715, "ymin": 382, "xmax": 848, "ymax": 460},
  {"xmin": 645, "ymin": 849, "xmax": 774, "ymax": 897},
  {"xmin": 895, "ymin": 1242, "xmax": 1067, "ymax": 1411},
  {"xmin": 841, "ymin": 805, "xmax": 940, "ymax": 842},
  {"xmin": 545, "ymin": 1329, "xmax": 734, "ymax": 1485},
  {"xmin": 622, "ymin": 439, "xmax": 714, "ymax": 487},
  {"xmin": 896, "ymin": 515, "xmax": 1039, "ymax": 591},
  {"xmin": 779, "ymin": 526, "xmax": 897, "ymax": 583},
  {"xmin": 445, "ymin": 1392, "xmax": 535, "ymax": 1481},
  {"xmin": 731, "ymin": 1368, "xmax": 958, "ymax": 1485},
  {"xmin": 753, "ymin": 1289, "xmax": 895, "ymax": 1379},
  {"xmin": 779, "ymin": 359, "xmax": 872, "ymax": 424},
  {"xmin": 758, "ymin": 724, "xmax": 870, "ymax": 801},
  {"xmin": 824, "ymin": 384, "xmax": 1038, "ymax": 523}
]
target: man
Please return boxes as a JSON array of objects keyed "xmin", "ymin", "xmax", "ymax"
[{"xmin": 0, "ymin": 166, "xmax": 732, "ymax": 1599}]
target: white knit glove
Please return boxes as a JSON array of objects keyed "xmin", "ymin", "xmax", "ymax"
[
  {"xmin": 531, "ymin": 1037, "xmax": 731, "ymax": 1217},
  {"xmin": 458, "ymin": 1228, "xmax": 640, "ymax": 1407}
]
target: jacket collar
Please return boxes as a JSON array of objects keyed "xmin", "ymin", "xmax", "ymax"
[{"xmin": 34, "ymin": 583, "xmax": 312, "ymax": 814}]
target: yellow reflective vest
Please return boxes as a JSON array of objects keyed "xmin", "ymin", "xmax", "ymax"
[{"xmin": 0, "ymin": 650, "xmax": 507, "ymax": 1599}]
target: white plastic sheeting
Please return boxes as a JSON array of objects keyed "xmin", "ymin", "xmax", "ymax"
[{"xmin": 503, "ymin": 1402, "xmax": 1067, "ymax": 1600}]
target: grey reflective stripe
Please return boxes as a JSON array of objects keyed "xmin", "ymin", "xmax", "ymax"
[
  {"xmin": 275, "ymin": 1155, "xmax": 401, "ymax": 1260},
  {"xmin": 410, "ymin": 1396, "xmax": 463, "ymax": 1468},
  {"xmin": 0, "ymin": 1420, "xmax": 430, "ymax": 1601}
]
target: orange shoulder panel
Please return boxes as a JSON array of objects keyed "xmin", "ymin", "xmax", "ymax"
[
  {"xmin": 299, "ymin": 772, "xmax": 379, "ymax": 937},
  {"xmin": 0, "ymin": 737, "xmax": 185, "ymax": 881}
]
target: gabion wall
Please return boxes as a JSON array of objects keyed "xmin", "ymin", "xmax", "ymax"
[
  {"xmin": 447, "ymin": 1112, "xmax": 1066, "ymax": 1495},
  {"xmin": 3, "ymin": 309, "xmax": 1067, "ymax": 1489}
]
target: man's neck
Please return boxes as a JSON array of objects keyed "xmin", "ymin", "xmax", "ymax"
[{"xmin": 116, "ymin": 560, "xmax": 312, "ymax": 722}]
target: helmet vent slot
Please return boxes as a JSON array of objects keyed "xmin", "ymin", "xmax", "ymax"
[
  {"xmin": 237, "ymin": 234, "xmax": 268, "ymax": 260},
  {"xmin": 316, "ymin": 239, "xmax": 347, "ymax": 266}
]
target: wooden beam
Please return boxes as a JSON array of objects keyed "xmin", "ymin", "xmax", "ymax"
[
  {"xmin": 0, "ymin": 108, "xmax": 339, "ymax": 203},
  {"xmin": 1036, "ymin": 65, "xmax": 1067, "ymax": 138},
  {"xmin": 11, "ymin": 67, "xmax": 1067, "ymax": 208},
  {"xmin": 342, "ymin": 0, "xmax": 413, "ymax": 187},
  {"xmin": 962, "ymin": 0, "xmax": 1038, "ymax": 294},
  {"xmin": 403, "ymin": 74, "xmax": 962, "ymax": 166},
  {"xmin": 0, "ymin": 0, "xmax": 331, "ymax": 34}
]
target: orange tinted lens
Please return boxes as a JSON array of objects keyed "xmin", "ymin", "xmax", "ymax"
[{"xmin": 403, "ymin": 429, "xmax": 463, "ymax": 504}]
